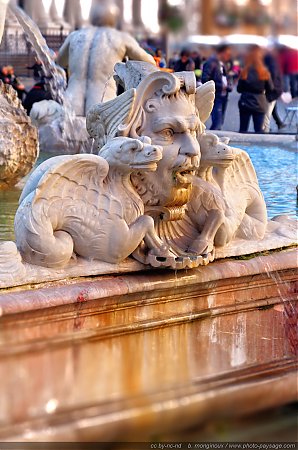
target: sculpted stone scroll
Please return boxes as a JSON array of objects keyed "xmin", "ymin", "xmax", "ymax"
[{"xmin": 13, "ymin": 62, "xmax": 270, "ymax": 271}]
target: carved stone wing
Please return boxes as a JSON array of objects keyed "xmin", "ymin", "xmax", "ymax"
[
  {"xmin": 86, "ymin": 89, "xmax": 136, "ymax": 151},
  {"xmin": 195, "ymin": 81, "xmax": 215, "ymax": 123},
  {"xmin": 225, "ymin": 148, "xmax": 261, "ymax": 190},
  {"xmin": 20, "ymin": 154, "xmax": 109, "ymax": 208}
]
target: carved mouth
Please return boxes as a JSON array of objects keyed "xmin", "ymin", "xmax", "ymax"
[
  {"xmin": 205, "ymin": 156, "xmax": 235, "ymax": 163},
  {"xmin": 131, "ymin": 161, "xmax": 159, "ymax": 171},
  {"xmin": 175, "ymin": 170, "xmax": 196, "ymax": 185}
]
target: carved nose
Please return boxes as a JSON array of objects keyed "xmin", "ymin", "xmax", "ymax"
[
  {"xmin": 179, "ymin": 134, "xmax": 200, "ymax": 157},
  {"xmin": 145, "ymin": 146, "xmax": 162, "ymax": 157},
  {"xmin": 218, "ymin": 146, "xmax": 234, "ymax": 157}
]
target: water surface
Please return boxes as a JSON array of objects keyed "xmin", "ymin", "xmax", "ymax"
[
  {"xmin": 240, "ymin": 142, "xmax": 297, "ymax": 219},
  {"xmin": 0, "ymin": 152, "xmax": 52, "ymax": 241}
]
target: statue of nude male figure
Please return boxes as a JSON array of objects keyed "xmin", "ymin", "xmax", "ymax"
[{"xmin": 57, "ymin": 3, "xmax": 155, "ymax": 116}]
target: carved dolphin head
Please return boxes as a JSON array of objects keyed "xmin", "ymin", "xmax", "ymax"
[
  {"xmin": 199, "ymin": 133, "xmax": 235, "ymax": 169},
  {"xmin": 98, "ymin": 136, "xmax": 162, "ymax": 173}
]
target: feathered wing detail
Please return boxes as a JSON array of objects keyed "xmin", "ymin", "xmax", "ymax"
[
  {"xmin": 222, "ymin": 148, "xmax": 262, "ymax": 192},
  {"xmin": 214, "ymin": 147, "xmax": 267, "ymax": 239},
  {"xmin": 195, "ymin": 81, "xmax": 215, "ymax": 123},
  {"xmin": 14, "ymin": 154, "xmax": 126, "ymax": 268},
  {"xmin": 86, "ymin": 89, "xmax": 136, "ymax": 151},
  {"xmin": 31, "ymin": 154, "xmax": 109, "ymax": 207},
  {"xmin": 19, "ymin": 155, "xmax": 71, "ymax": 204}
]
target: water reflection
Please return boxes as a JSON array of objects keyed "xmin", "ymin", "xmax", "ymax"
[
  {"xmin": 0, "ymin": 144, "xmax": 297, "ymax": 241},
  {"xmin": 0, "ymin": 152, "xmax": 52, "ymax": 241},
  {"xmin": 0, "ymin": 187, "xmax": 20, "ymax": 242}
]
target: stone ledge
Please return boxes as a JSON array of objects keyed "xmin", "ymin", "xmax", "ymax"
[
  {"xmin": 0, "ymin": 248, "xmax": 296, "ymax": 317},
  {"xmin": 213, "ymin": 130, "xmax": 297, "ymax": 145}
]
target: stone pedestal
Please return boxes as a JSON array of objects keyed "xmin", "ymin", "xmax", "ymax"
[{"xmin": 0, "ymin": 248, "xmax": 297, "ymax": 440}]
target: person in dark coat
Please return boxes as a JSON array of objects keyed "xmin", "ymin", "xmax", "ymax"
[
  {"xmin": 27, "ymin": 58, "xmax": 44, "ymax": 80},
  {"xmin": 23, "ymin": 80, "xmax": 52, "ymax": 115},
  {"xmin": 237, "ymin": 45, "xmax": 275, "ymax": 133},
  {"xmin": 174, "ymin": 49, "xmax": 195, "ymax": 72},
  {"xmin": 263, "ymin": 50, "xmax": 285, "ymax": 132},
  {"xmin": 201, "ymin": 45, "xmax": 232, "ymax": 130},
  {"xmin": 6, "ymin": 65, "xmax": 26, "ymax": 101}
]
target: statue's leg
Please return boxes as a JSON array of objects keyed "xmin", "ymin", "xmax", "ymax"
[
  {"xmin": 125, "ymin": 215, "xmax": 173, "ymax": 259},
  {"xmin": 106, "ymin": 215, "xmax": 161, "ymax": 263},
  {"xmin": 188, "ymin": 209, "xmax": 224, "ymax": 254},
  {"xmin": 235, "ymin": 191, "xmax": 267, "ymax": 240}
]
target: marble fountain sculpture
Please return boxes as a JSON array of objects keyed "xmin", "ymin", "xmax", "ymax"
[
  {"xmin": 0, "ymin": 61, "xmax": 297, "ymax": 442},
  {"xmin": 0, "ymin": 0, "xmax": 39, "ymax": 189},
  {"xmin": 0, "ymin": 62, "xmax": 296, "ymax": 287}
]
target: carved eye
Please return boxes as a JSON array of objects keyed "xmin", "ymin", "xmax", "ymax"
[{"xmin": 160, "ymin": 129, "xmax": 174, "ymax": 139}]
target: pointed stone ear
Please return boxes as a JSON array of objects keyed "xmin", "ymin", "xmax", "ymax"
[
  {"xmin": 195, "ymin": 81, "xmax": 215, "ymax": 123},
  {"xmin": 201, "ymin": 132, "xmax": 219, "ymax": 148},
  {"xmin": 220, "ymin": 137, "xmax": 230, "ymax": 144}
]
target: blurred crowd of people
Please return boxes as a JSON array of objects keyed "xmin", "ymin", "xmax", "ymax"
[
  {"xmin": 0, "ymin": 64, "xmax": 26, "ymax": 101},
  {"xmin": 0, "ymin": 58, "xmax": 52, "ymax": 114},
  {"xmin": 146, "ymin": 42, "xmax": 298, "ymax": 133},
  {"xmin": 1, "ymin": 41, "xmax": 297, "ymax": 134}
]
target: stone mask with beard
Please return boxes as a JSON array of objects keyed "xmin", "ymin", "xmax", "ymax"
[
  {"xmin": 87, "ymin": 63, "xmax": 215, "ymax": 217},
  {"xmin": 129, "ymin": 89, "xmax": 201, "ymax": 209}
]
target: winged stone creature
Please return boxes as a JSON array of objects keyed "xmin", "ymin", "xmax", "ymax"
[
  {"xmin": 14, "ymin": 136, "xmax": 177, "ymax": 268},
  {"xmin": 186, "ymin": 133, "xmax": 267, "ymax": 255}
]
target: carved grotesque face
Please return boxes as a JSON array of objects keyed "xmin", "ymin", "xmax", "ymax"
[{"xmin": 131, "ymin": 91, "xmax": 201, "ymax": 207}]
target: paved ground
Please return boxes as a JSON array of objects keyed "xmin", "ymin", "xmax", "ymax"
[{"xmin": 205, "ymin": 88, "xmax": 298, "ymax": 134}]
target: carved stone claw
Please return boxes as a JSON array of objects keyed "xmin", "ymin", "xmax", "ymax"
[
  {"xmin": 146, "ymin": 252, "xmax": 214, "ymax": 269},
  {"xmin": 188, "ymin": 238, "xmax": 214, "ymax": 256},
  {"xmin": 148, "ymin": 244, "xmax": 175, "ymax": 259}
]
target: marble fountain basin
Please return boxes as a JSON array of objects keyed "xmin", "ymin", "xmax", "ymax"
[{"xmin": 0, "ymin": 141, "xmax": 297, "ymax": 441}]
